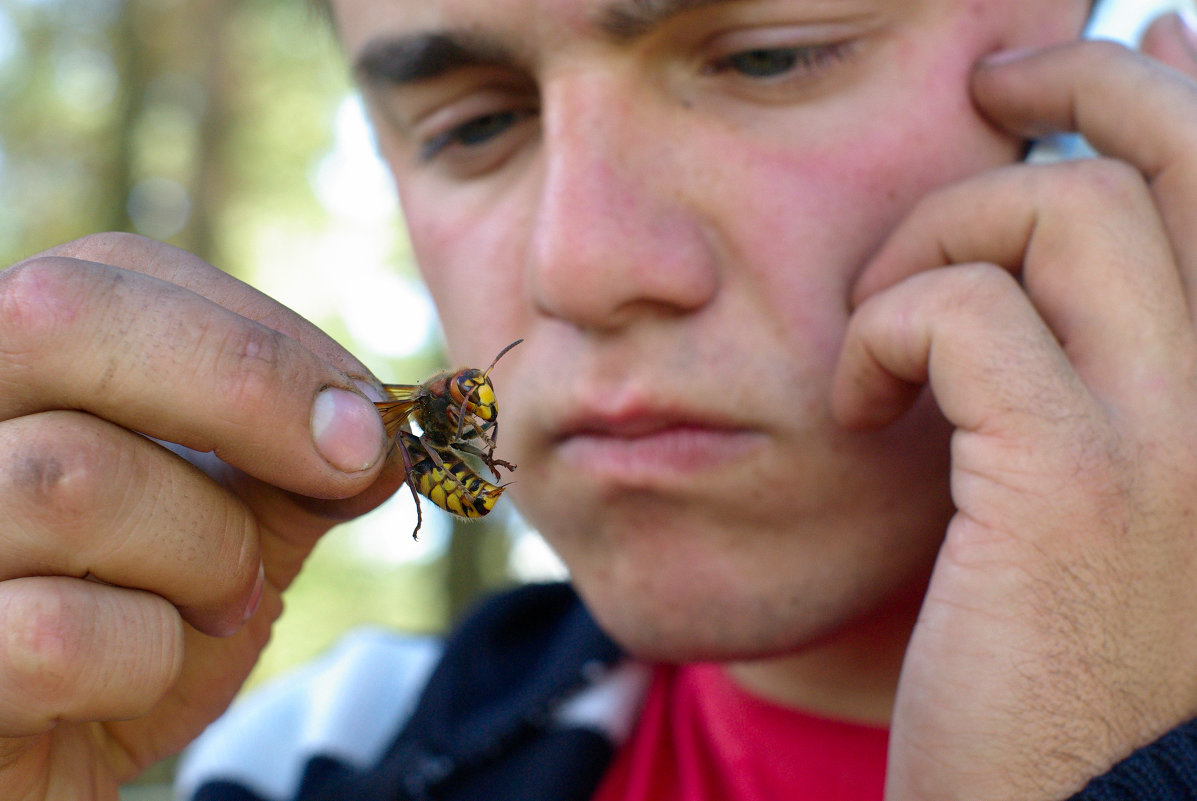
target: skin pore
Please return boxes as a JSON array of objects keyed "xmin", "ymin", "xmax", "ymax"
[{"xmin": 331, "ymin": 0, "xmax": 1089, "ymax": 723}]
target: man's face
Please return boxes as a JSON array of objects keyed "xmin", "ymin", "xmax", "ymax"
[{"xmin": 333, "ymin": 0, "xmax": 1087, "ymax": 662}]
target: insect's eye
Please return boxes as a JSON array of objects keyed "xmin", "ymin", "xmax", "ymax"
[{"xmin": 449, "ymin": 372, "xmax": 481, "ymax": 406}]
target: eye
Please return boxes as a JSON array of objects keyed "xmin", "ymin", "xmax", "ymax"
[
  {"xmin": 705, "ymin": 41, "xmax": 853, "ymax": 81},
  {"xmin": 724, "ymin": 48, "xmax": 803, "ymax": 78},
  {"xmin": 421, "ymin": 109, "xmax": 524, "ymax": 159},
  {"xmin": 419, "ymin": 107, "xmax": 536, "ymax": 163}
]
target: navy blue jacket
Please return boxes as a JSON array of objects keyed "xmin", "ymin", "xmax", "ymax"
[{"xmin": 182, "ymin": 582, "xmax": 1197, "ymax": 800}]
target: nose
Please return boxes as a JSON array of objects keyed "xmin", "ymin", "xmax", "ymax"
[{"xmin": 528, "ymin": 73, "xmax": 719, "ymax": 331}]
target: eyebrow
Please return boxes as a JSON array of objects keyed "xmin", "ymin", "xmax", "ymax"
[
  {"xmin": 595, "ymin": 0, "xmax": 749, "ymax": 41},
  {"xmin": 354, "ymin": 0, "xmax": 750, "ymax": 86},
  {"xmin": 354, "ymin": 31, "xmax": 518, "ymax": 87}
]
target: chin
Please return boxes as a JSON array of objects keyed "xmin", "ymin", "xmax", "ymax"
[
  {"xmin": 585, "ymin": 594, "xmax": 834, "ymax": 665},
  {"xmin": 547, "ymin": 494, "xmax": 949, "ymax": 665},
  {"xmin": 521, "ymin": 397, "xmax": 956, "ymax": 663}
]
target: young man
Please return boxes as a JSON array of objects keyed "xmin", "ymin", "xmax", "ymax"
[{"xmin": 3, "ymin": 0, "xmax": 1197, "ymax": 798}]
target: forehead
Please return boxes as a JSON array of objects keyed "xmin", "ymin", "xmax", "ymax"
[{"xmin": 331, "ymin": 0, "xmax": 567, "ymax": 47}]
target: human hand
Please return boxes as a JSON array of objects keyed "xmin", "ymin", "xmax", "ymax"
[
  {"xmin": 0, "ymin": 233, "xmax": 403, "ymax": 798},
  {"xmin": 832, "ymin": 15, "xmax": 1197, "ymax": 801}
]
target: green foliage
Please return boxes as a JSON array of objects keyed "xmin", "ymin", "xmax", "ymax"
[{"xmin": 0, "ymin": 0, "xmax": 348, "ymax": 267}]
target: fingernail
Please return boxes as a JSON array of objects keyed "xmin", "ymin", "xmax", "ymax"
[
  {"xmin": 979, "ymin": 47, "xmax": 1035, "ymax": 67},
  {"xmin": 244, "ymin": 564, "xmax": 265, "ymax": 622},
  {"xmin": 353, "ymin": 378, "xmax": 385, "ymax": 403},
  {"xmin": 311, "ymin": 386, "xmax": 385, "ymax": 473}
]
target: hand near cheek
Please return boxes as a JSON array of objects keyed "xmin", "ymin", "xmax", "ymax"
[{"xmin": 833, "ymin": 31, "xmax": 1197, "ymax": 801}]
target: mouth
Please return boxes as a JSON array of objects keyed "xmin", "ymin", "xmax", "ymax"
[{"xmin": 552, "ymin": 407, "xmax": 765, "ymax": 484}]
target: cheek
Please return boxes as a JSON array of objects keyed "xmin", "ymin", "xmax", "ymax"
[
  {"xmin": 714, "ymin": 49, "xmax": 1020, "ymax": 305},
  {"xmin": 401, "ymin": 186, "xmax": 532, "ymax": 355},
  {"xmin": 402, "ymin": 200, "xmax": 469, "ymax": 311},
  {"xmin": 683, "ymin": 43, "xmax": 1023, "ymax": 411}
]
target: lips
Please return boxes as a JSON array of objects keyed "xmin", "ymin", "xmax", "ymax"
[{"xmin": 551, "ymin": 405, "xmax": 765, "ymax": 484}]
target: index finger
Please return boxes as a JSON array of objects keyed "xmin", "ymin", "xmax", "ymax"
[
  {"xmin": 972, "ymin": 41, "xmax": 1197, "ymax": 299},
  {"xmin": 0, "ymin": 255, "xmax": 386, "ymax": 499},
  {"xmin": 40, "ymin": 233, "xmax": 371, "ymax": 379}
]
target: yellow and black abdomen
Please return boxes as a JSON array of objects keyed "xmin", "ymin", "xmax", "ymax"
[{"xmin": 399, "ymin": 431, "xmax": 505, "ymax": 519}]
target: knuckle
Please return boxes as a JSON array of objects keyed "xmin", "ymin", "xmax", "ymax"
[
  {"xmin": 1078, "ymin": 38, "xmax": 1135, "ymax": 68},
  {"xmin": 941, "ymin": 262, "xmax": 1021, "ymax": 310},
  {"xmin": 0, "ymin": 417, "xmax": 112, "ymax": 536},
  {"xmin": 0, "ymin": 258, "xmax": 106, "ymax": 366},
  {"xmin": 0, "ymin": 582, "xmax": 81, "ymax": 704},
  {"xmin": 209, "ymin": 322, "xmax": 291, "ymax": 414},
  {"xmin": 1046, "ymin": 157, "xmax": 1148, "ymax": 209}
]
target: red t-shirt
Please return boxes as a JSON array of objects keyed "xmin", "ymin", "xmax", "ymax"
[{"xmin": 591, "ymin": 663, "xmax": 888, "ymax": 801}]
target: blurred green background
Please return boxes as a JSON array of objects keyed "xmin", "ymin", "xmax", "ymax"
[{"xmin": 0, "ymin": 0, "xmax": 565, "ymax": 795}]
